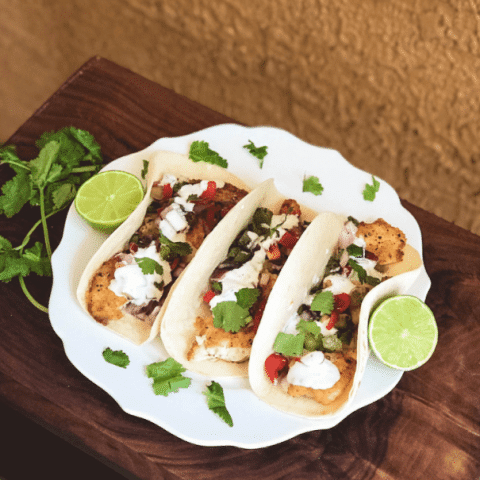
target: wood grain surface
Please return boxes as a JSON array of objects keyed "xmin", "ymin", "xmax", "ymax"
[{"xmin": 0, "ymin": 57, "xmax": 479, "ymax": 480}]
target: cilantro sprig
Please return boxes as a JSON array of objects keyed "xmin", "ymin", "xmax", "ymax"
[
  {"xmin": 146, "ymin": 357, "xmax": 192, "ymax": 396},
  {"xmin": 158, "ymin": 233, "xmax": 192, "ymax": 261},
  {"xmin": 302, "ymin": 175, "xmax": 324, "ymax": 196},
  {"xmin": 102, "ymin": 348, "xmax": 130, "ymax": 368},
  {"xmin": 363, "ymin": 175, "xmax": 380, "ymax": 201},
  {"xmin": 203, "ymin": 381, "xmax": 234, "ymax": 427},
  {"xmin": 212, "ymin": 288, "xmax": 260, "ymax": 333},
  {"xmin": 0, "ymin": 127, "xmax": 103, "ymax": 312},
  {"xmin": 243, "ymin": 140, "xmax": 268, "ymax": 168},
  {"xmin": 189, "ymin": 141, "xmax": 228, "ymax": 168},
  {"xmin": 310, "ymin": 290, "xmax": 334, "ymax": 313},
  {"xmin": 135, "ymin": 257, "xmax": 164, "ymax": 275}
]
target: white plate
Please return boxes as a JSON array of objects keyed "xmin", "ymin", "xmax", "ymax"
[{"xmin": 49, "ymin": 124, "xmax": 431, "ymax": 448}]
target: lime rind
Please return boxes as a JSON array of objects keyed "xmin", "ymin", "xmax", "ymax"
[{"xmin": 368, "ymin": 295, "xmax": 438, "ymax": 371}]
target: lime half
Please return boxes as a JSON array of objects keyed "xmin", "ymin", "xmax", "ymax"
[
  {"xmin": 368, "ymin": 295, "xmax": 438, "ymax": 371},
  {"xmin": 75, "ymin": 170, "xmax": 144, "ymax": 233}
]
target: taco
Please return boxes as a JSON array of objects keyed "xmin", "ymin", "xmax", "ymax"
[
  {"xmin": 160, "ymin": 179, "xmax": 319, "ymax": 377},
  {"xmin": 248, "ymin": 213, "xmax": 423, "ymax": 417},
  {"xmin": 76, "ymin": 150, "xmax": 250, "ymax": 344}
]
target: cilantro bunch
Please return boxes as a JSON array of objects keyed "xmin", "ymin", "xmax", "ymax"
[{"xmin": 0, "ymin": 127, "xmax": 103, "ymax": 312}]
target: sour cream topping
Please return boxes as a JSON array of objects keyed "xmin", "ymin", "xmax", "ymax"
[
  {"xmin": 209, "ymin": 213, "xmax": 298, "ymax": 309},
  {"xmin": 287, "ymin": 351, "xmax": 340, "ymax": 390},
  {"xmin": 209, "ymin": 248, "xmax": 266, "ymax": 309},
  {"xmin": 109, "ymin": 242, "xmax": 172, "ymax": 306}
]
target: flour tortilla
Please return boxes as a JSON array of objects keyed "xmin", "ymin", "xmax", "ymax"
[
  {"xmin": 76, "ymin": 149, "xmax": 251, "ymax": 345},
  {"xmin": 248, "ymin": 213, "xmax": 423, "ymax": 418},
  {"xmin": 160, "ymin": 178, "xmax": 319, "ymax": 377}
]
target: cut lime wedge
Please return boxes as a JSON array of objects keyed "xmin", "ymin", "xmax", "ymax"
[
  {"xmin": 75, "ymin": 170, "xmax": 144, "ymax": 233},
  {"xmin": 368, "ymin": 295, "xmax": 438, "ymax": 371}
]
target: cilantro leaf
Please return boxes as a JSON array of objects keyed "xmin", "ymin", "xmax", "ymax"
[
  {"xmin": 310, "ymin": 291, "xmax": 334, "ymax": 314},
  {"xmin": 296, "ymin": 319, "xmax": 321, "ymax": 337},
  {"xmin": 363, "ymin": 175, "xmax": 380, "ymax": 201},
  {"xmin": 273, "ymin": 332, "xmax": 305, "ymax": 356},
  {"xmin": 346, "ymin": 244, "xmax": 363, "ymax": 257},
  {"xmin": 102, "ymin": 348, "xmax": 130, "ymax": 368},
  {"xmin": 51, "ymin": 182, "xmax": 76, "ymax": 211},
  {"xmin": 0, "ymin": 250, "xmax": 30, "ymax": 282},
  {"xmin": 303, "ymin": 175, "xmax": 324, "ymax": 196},
  {"xmin": 37, "ymin": 127, "xmax": 102, "ymax": 167},
  {"xmin": 29, "ymin": 141, "xmax": 61, "ymax": 188},
  {"xmin": 135, "ymin": 257, "xmax": 163, "ymax": 275},
  {"xmin": 146, "ymin": 357, "xmax": 191, "ymax": 396},
  {"xmin": 189, "ymin": 141, "xmax": 228, "ymax": 168},
  {"xmin": 249, "ymin": 207, "xmax": 273, "ymax": 236},
  {"xmin": 347, "ymin": 258, "xmax": 381, "ymax": 286},
  {"xmin": 22, "ymin": 242, "xmax": 52, "ymax": 276},
  {"xmin": 212, "ymin": 301, "xmax": 252, "ymax": 333},
  {"xmin": 159, "ymin": 234, "xmax": 192, "ymax": 261},
  {"xmin": 235, "ymin": 288, "xmax": 260, "ymax": 310},
  {"xmin": 243, "ymin": 140, "xmax": 268, "ymax": 168},
  {"xmin": 141, "ymin": 159, "xmax": 149, "ymax": 180},
  {"xmin": 203, "ymin": 381, "xmax": 233, "ymax": 427},
  {"xmin": 0, "ymin": 236, "xmax": 48, "ymax": 282},
  {"xmin": 0, "ymin": 168, "xmax": 33, "ymax": 217}
]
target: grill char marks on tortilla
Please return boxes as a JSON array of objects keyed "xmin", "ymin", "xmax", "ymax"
[
  {"xmin": 356, "ymin": 218, "xmax": 406, "ymax": 265},
  {"xmin": 86, "ymin": 257, "xmax": 127, "ymax": 325}
]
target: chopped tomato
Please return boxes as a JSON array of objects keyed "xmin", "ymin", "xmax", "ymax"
[
  {"xmin": 203, "ymin": 290, "xmax": 216, "ymax": 304},
  {"xmin": 267, "ymin": 243, "xmax": 281, "ymax": 260},
  {"xmin": 326, "ymin": 310, "xmax": 339, "ymax": 330},
  {"xmin": 326, "ymin": 293, "xmax": 351, "ymax": 330},
  {"xmin": 162, "ymin": 183, "xmax": 173, "ymax": 199},
  {"xmin": 278, "ymin": 231, "xmax": 298, "ymax": 249},
  {"xmin": 334, "ymin": 293, "xmax": 351, "ymax": 313},
  {"xmin": 129, "ymin": 242, "xmax": 138, "ymax": 253},
  {"xmin": 200, "ymin": 181, "xmax": 217, "ymax": 200},
  {"xmin": 264, "ymin": 353, "xmax": 288, "ymax": 383},
  {"xmin": 365, "ymin": 250, "xmax": 379, "ymax": 262}
]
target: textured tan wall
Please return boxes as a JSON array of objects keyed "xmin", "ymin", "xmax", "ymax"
[{"xmin": 1, "ymin": 0, "xmax": 480, "ymax": 234}]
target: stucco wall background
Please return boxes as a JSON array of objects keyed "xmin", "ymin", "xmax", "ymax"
[{"xmin": 1, "ymin": 0, "xmax": 480, "ymax": 234}]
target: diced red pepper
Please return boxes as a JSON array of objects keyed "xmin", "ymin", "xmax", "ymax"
[
  {"xmin": 203, "ymin": 290, "xmax": 216, "ymax": 304},
  {"xmin": 162, "ymin": 183, "xmax": 173, "ymax": 199},
  {"xmin": 278, "ymin": 231, "xmax": 298, "ymax": 249},
  {"xmin": 264, "ymin": 353, "xmax": 288, "ymax": 383},
  {"xmin": 326, "ymin": 293, "xmax": 351, "ymax": 330},
  {"xmin": 334, "ymin": 293, "xmax": 351, "ymax": 313},
  {"xmin": 267, "ymin": 243, "xmax": 281, "ymax": 260},
  {"xmin": 326, "ymin": 310, "xmax": 339, "ymax": 330},
  {"xmin": 200, "ymin": 181, "xmax": 217, "ymax": 200}
]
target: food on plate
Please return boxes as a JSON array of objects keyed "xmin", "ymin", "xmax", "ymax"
[
  {"xmin": 160, "ymin": 179, "xmax": 319, "ymax": 377},
  {"xmin": 76, "ymin": 150, "xmax": 250, "ymax": 344},
  {"xmin": 249, "ymin": 213, "xmax": 423, "ymax": 417}
]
